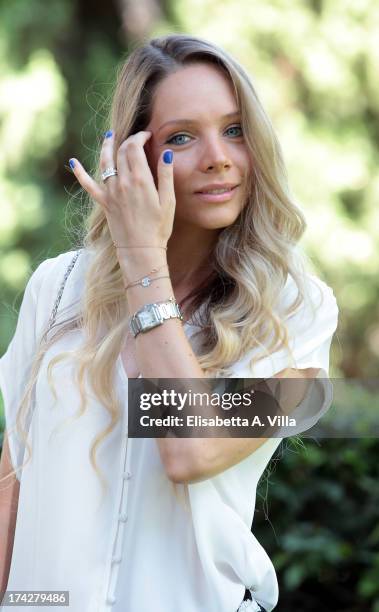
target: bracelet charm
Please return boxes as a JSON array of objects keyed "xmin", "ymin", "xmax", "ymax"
[{"xmin": 125, "ymin": 274, "xmax": 170, "ymax": 290}]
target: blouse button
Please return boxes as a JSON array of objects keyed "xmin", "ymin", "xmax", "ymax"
[
  {"xmin": 106, "ymin": 595, "xmax": 117, "ymax": 605},
  {"xmin": 111, "ymin": 555, "xmax": 122, "ymax": 564},
  {"xmin": 123, "ymin": 471, "xmax": 132, "ymax": 480},
  {"xmin": 118, "ymin": 512, "xmax": 128, "ymax": 522}
]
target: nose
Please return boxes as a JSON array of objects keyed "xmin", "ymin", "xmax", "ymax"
[{"xmin": 200, "ymin": 135, "xmax": 232, "ymax": 172}]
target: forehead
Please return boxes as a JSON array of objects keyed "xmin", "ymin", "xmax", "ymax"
[{"xmin": 150, "ymin": 63, "xmax": 238, "ymax": 125}]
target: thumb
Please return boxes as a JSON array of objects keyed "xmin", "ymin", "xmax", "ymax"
[{"xmin": 157, "ymin": 149, "xmax": 175, "ymax": 209}]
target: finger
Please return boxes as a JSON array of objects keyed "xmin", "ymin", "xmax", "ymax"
[
  {"xmin": 157, "ymin": 149, "xmax": 175, "ymax": 209},
  {"xmin": 118, "ymin": 131, "xmax": 153, "ymax": 179},
  {"xmin": 69, "ymin": 158, "xmax": 107, "ymax": 207},
  {"xmin": 99, "ymin": 130, "xmax": 118, "ymax": 186}
]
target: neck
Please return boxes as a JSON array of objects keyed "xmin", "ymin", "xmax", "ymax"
[{"xmin": 167, "ymin": 227, "xmax": 220, "ymax": 297}]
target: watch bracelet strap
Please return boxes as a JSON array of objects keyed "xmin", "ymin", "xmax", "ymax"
[{"xmin": 157, "ymin": 297, "xmax": 183, "ymax": 320}]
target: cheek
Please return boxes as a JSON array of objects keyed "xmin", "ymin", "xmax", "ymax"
[
  {"xmin": 172, "ymin": 160, "xmax": 192, "ymax": 193},
  {"xmin": 238, "ymin": 148, "xmax": 253, "ymax": 172}
]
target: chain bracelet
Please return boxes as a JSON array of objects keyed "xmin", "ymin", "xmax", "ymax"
[
  {"xmin": 125, "ymin": 274, "xmax": 170, "ymax": 290},
  {"xmin": 127, "ymin": 263, "xmax": 168, "ymax": 287},
  {"xmin": 46, "ymin": 249, "xmax": 82, "ymax": 334},
  {"xmin": 113, "ymin": 240, "xmax": 167, "ymax": 250}
]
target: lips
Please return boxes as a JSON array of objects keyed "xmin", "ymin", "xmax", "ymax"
[
  {"xmin": 194, "ymin": 185, "xmax": 240, "ymax": 203},
  {"xmin": 195, "ymin": 183, "xmax": 240, "ymax": 193}
]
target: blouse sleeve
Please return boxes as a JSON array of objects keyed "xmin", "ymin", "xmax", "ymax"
[
  {"xmin": 0, "ymin": 258, "xmax": 52, "ymax": 480},
  {"xmin": 283, "ymin": 274, "xmax": 339, "ymax": 374},
  {"xmin": 229, "ymin": 274, "xmax": 339, "ymax": 438},
  {"xmin": 231, "ymin": 273, "xmax": 339, "ymax": 378}
]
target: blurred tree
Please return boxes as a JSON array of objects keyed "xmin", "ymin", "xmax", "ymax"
[
  {"xmin": 256, "ymin": 436, "xmax": 379, "ymax": 611},
  {"xmin": 116, "ymin": 0, "xmax": 163, "ymax": 40}
]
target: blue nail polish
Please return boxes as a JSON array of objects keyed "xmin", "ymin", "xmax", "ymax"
[
  {"xmin": 69, "ymin": 159, "xmax": 75, "ymax": 170},
  {"xmin": 163, "ymin": 150, "xmax": 173, "ymax": 164},
  {"xmin": 104, "ymin": 130, "xmax": 113, "ymax": 139}
]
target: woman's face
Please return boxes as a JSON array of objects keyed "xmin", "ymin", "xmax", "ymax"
[{"xmin": 144, "ymin": 62, "xmax": 253, "ymax": 232}]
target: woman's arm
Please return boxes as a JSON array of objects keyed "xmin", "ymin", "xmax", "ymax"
[
  {"xmin": 0, "ymin": 431, "xmax": 20, "ymax": 593},
  {"xmin": 154, "ymin": 367, "xmax": 318, "ymax": 484}
]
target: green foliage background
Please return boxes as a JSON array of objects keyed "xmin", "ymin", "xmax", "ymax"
[{"xmin": 0, "ymin": 1, "xmax": 378, "ymax": 610}]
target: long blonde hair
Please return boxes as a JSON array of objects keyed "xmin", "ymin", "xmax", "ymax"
[{"xmin": 2, "ymin": 33, "xmax": 321, "ymax": 498}]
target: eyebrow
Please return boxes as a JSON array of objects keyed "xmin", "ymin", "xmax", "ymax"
[{"xmin": 158, "ymin": 111, "xmax": 241, "ymax": 133}]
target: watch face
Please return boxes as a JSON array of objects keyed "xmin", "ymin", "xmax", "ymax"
[{"xmin": 138, "ymin": 304, "xmax": 161, "ymax": 329}]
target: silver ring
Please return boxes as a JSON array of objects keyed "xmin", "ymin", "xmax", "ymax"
[{"xmin": 101, "ymin": 167, "xmax": 118, "ymax": 182}]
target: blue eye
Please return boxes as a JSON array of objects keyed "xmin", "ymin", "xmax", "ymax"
[
  {"xmin": 165, "ymin": 124, "xmax": 243, "ymax": 146},
  {"xmin": 166, "ymin": 133, "xmax": 191, "ymax": 145},
  {"xmin": 226, "ymin": 124, "xmax": 243, "ymax": 137}
]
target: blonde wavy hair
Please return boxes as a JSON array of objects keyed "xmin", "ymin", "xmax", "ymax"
[{"xmin": 1, "ymin": 33, "xmax": 321, "ymax": 501}]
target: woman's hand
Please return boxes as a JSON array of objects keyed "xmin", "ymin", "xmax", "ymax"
[{"xmin": 68, "ymin": 130, "xmax": 176, "ymax": 250}]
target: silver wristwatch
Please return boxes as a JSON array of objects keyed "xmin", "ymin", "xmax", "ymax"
[{"xmin": 129, "ymin": 297, "xmax": 184, "ymax": 338}]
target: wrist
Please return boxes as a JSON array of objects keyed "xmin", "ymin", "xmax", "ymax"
[
  {"xmin": 125, "ymin": 276, "xmax": 175, "ymax": 317},
  {"xmin": 117, "ymin": 250, "xmax": 168, "ymax": 280}
]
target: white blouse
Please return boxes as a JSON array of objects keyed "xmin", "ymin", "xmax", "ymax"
[{"xmin": 0, "ymin": 249, "xmax": 339, "ymax": 612}]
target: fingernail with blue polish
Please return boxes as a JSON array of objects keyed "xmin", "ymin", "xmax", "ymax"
[
  {"xmin": 104, "ymin": 130, "xmax": 113, "ymax": 139},
  {"xmin": 69, "ymin": 159, "xmax": 75, "ymax": 170},
  {"xmin": 163, "ymin": 150, "xmax": 173, "ymax": 164}
]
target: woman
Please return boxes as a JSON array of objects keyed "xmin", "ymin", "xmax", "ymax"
[{"xmin": 0, "ymin": 34, "xmax": 339, "ymax": 611}]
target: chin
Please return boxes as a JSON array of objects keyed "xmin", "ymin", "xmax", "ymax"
[
  {"xmin": 203, "ymin": 220, "xmax": 238, "ymax": 230},
  {"xmin": 197, "ymin": 211, "xmax": 241, "ymax": 229},
  {"xmin": 174, "ymin": 204, "xmax": 243, "ymax": 231}
]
